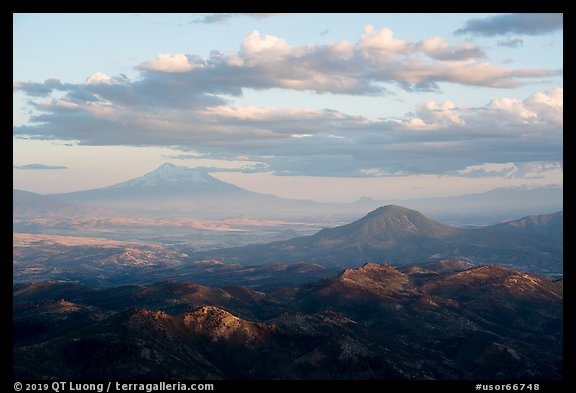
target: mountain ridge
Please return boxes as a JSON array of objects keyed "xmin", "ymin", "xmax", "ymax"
[
  {"xmin": 13, "ymin": 189, "xmax": 115, "ymax": 218},
  {"xmin": 192, "ymin": 205, "xmax": 563, "ymax": 273},
  {"xmin": 14, "ymin": 262, "xmax": 563, "ymax": 380},
  {"xmin": 489, "ymin": 211, "xmax": 563, "ymax": 241}
]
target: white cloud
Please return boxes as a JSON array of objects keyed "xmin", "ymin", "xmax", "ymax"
[
  {"xmin": 16, "ymin": 26, "xmax": 560, "ymax": 107},
  {"xmin": 395, "ymin": 59, "xmax": 539, "ymax": 88},
  {"xmin": 398, "ymin": 87, "xmax": 562, "ymax": 133},
  {"xmin": 127, "ymin": 26, "xmax": 559, "ymax": 96},
  {"xmin": 12, "ymin": 20, "xmax": 562, "ymax": 180},
  {"xmin": 518, "ymin": 162, "xmax": 563, "ymax": 179},
  {"xmin": 360, "ymin": 168, "xmax": 386, "ymax": 176},
  {"xmin": 456, "ymin": 162, "xmax": 518, "ymax": 178},
  {"xmin": 488, "ymin": 87, "xmax": 563, "ymax": 128},
  {"xmin": 139, "ymin": 53, "xmax": 205, "ymax": 73},
  {"xmin": 417, "ymin": 37, "xmax": 485, "ymax": 60},
  {"xmin": 358, "ymin": 25, "xmax": 408, "ymax": 62},
  {"xmin": 524, "ymin": 87, "xmax": 563, "ymax": 125},
  {"xmin": 401, "ymin": 118, "xmax": 432, "ymax": 131},
  {"xmin": 201, "ymin": 105, "xmax": 329, "ymax": 122},
  {"xmin": 489, "ymin": 97, "xmax": 536, "ymax": 123},
  {"xmin": 452, "ymin": 161, "xmax": 563, "ymax": 181},
  {"xmin": 449, "ymin": 161, "xmax": 563, "ymax": 183},
  {"xmin": 241, "ymin": 31, "xmax": 290, "ymax": 57},
  {"xmin": 360, "ymin": 168, "xmax": 407, "ymax": 176},
  {"xmin": 401, "ymin": 100, "xmax": 465, "ymax": 131},
  {"xmin": 85, "ymin": 72, "xmax": 118, "ymax": 85}
]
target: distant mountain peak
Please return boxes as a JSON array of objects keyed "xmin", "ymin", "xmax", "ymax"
[
  {"xmin": 158, "ymin": 162, "xmax": 177, "ymax": 169},
  {"xmin": 155, "ymin": 162, "xmax": 208, "ymax": 175},
  {"xmin": 104, "ymin": 163, "xmax": 239, "ymax": 192},
  {"xmin": 354, "ymin": 196, "xmax": 381, "ymax": 204}
]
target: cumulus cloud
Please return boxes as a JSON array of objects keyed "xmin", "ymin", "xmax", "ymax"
[
  {"xmin": 241, "ymin": 30, "xmax": 290, "ymax": 56},
  {"xmin": 455, "ymin": 13, "xmax": 563, "ymax": 36},
  {"xmin": 487, "ymin": 87, "xmax": 563, "ymax": 128},
  {"xmin": 400, "ymin": 100, "xmax": 465, "ymax": 131},
  {"xmin": 12, "ymin": 26, "xmax": 562, "ymax": 179},
  {"xmin": 135, "ymin": 26, "xmax": 559, "ymax": 95},
  {"xmin": 86, "ymin": 72, "xmax": 119, "ymax": 85},
  {"xmin": 13, "ymin": 163, "xmax": 68, "ymax": 170},
  {"xmin": 397, "ymin": 88, "xmax": 562, "ymax": 133},
  {"xmin": 358, "ymin": 25, "xmax": 409, "ymax": 61},
  {"xmin": 14, "ymin": 26, "xmax": 559, "ymax": 108},
  {"xmin": 139, "ymin": 54, "xmax": 206, "ymax": 73}
]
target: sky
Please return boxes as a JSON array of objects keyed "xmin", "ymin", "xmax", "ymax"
[{"xmin": 13, "ymin": 13, "xmax": 563, "ymax": 203}]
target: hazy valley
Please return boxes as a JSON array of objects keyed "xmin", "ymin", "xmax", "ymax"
[{"xmin": 14, "ymin": 163, "xmax": 563, "ymax": 250}]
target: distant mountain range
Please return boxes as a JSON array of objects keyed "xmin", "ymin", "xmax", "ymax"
[
  {"xmin": 13, "ymin": 262, "xmax": 562, "ymax": 379},
  {"xmin": 489, "ymin": 210, "xmax": 563, "ymax": 247},
  {"xmin": 356, "ymin": 185, "xmax": 563, "ymax": 225},
  {"xmin": 12, "ymin": 163, "xmax": 562, "ymax": 223},
  {"xmin": 13, "ymin": 189, "xmax": 114, "ymax": 218},
  {"xmin": 48, "ymin": 163, "xmax": 328, "ymax": 219},
  {"xmin": 192, "ymin": 205, "xmax": 563, "ymax": 273}
]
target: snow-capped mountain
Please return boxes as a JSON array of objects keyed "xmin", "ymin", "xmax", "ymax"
[
  {"xmin": 105, "ymin": 163, "xmax": 240, "ymax": 191},
  {"xmin": 51, "ymin": 163, "xmax": 331, "ymax": 218},
  {"xmin": 52, "ymin": 163, "xmax": 258, "ymax": 213}
]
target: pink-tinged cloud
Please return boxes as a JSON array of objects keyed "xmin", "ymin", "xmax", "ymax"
[
  {"xmin": 139, "ymin": 53, "xmax": 206, "ymax": 73},
  {"xmin": 127, "ymin": 25, "xmax": 558, "ymax": 93},
  {"xmin": 12, "ymin": 24, "xmax": 562, "ymax": 178}
]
